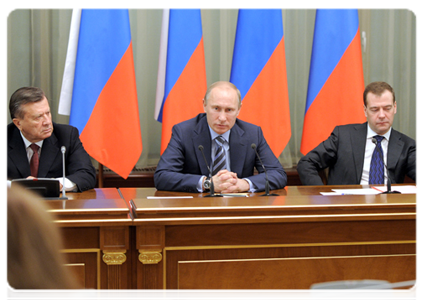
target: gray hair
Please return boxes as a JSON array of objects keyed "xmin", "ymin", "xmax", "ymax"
[{"xmin": 9, "ymin": 87, "xmax": 47, "ymax": 119}]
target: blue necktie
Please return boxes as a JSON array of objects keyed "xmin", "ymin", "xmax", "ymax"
[
  {"xmin": 369, "ymin": 135, "xmax": 385, "ymax": 184},
  {"xmin": 212, "ymin": 136, "xmax": 226, "ymax": 176}
]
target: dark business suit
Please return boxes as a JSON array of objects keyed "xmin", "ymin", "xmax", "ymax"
[
  {"xmin": 297, "ymin": 122, "xmax": 416, "ymax": 185},
  {"xmin": 8, "ymin": 122, "xmax": 96, "ymax": 192},
  {"xmin": 154, "ymin": 113, "xmax": 287, "ymax": 192}
]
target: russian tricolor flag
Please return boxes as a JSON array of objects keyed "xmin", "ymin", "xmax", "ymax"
[
  {"xmin": 59, "ymin": 9, "xmax": 142, "ymax": 179},
  {"xmin": 155, "ymin": 9, "xmax": 207, "ymax": 154},
  {"xmin": 230, "ymin": 9, "xmax": 291, "ymax": 157},
  {"xmin": 300, "ymin": 9, "xmax": 365, "ymax": 155}
]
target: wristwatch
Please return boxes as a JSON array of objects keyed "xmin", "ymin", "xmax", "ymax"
[{"xmin": 203, "ymin": 177, "xmax": 211, "ymax": 191}]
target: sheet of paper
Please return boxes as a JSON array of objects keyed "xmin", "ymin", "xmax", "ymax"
[{"xmin": 321, "ymin": 188, "xmax": 380, "ymax": 196}]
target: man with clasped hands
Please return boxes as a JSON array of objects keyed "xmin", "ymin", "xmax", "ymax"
[{"xmin": 154, "ymin": 81, "xmax": 287, "ymax": 193}]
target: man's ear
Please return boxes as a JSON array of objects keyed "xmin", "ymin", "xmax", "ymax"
[
  {"xmin": 12, "ymin": 118, "xmax": 22, "ymax": 131},
  {"xmin": 236, "ymin": 102, "xmax": 242, "ymax": 117}
]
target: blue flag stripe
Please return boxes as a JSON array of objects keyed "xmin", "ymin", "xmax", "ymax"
[
  {"xmin": 305, "ymin": 9, "xmax": 359, "ymax": 114},
  {"xmin": 230, "ymin": 9, "xmax": 283, "ymax": 100},
  {"xmin": 70, "ymin": 9, "xmax": 132, "ymax": 133},
  {"xmin": 157, "ymin": 9, "xmax": 203, "ymax": 122}
]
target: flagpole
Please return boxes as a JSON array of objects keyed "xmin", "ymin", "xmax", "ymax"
[{"xmin": 98, "ymin": 163, "xmax": 104, "ymax": 188}]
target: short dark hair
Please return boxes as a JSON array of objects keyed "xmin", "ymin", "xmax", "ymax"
[
  {"xmin": 363, "ymin": 81, "xmax": 395, "ymax": 106},
  {"xmin": 9, "ymin": 87, "xmax": 46, "ymax": 119}
]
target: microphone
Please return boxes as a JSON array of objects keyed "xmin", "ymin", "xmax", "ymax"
[
  {"xmin": 198, "ymin": 145, "xmax": 222, "ymax": 197},
  {"xmin": 371, "ymin": 138, "xmax": 400, "ymax": 194},
  {"xmin": 60, "ymin": 146, "xmax": 69, "ymax": 199},
  {"xmin": 251, "ymin": 143, "xmax": 278, "ymax": 196}
]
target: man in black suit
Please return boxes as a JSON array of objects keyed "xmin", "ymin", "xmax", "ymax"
[
  {"xmin": 297, "ymin": 81, "xmax": 416, "ymax": 185},
  {"xmin": 154, "ymin": 81, "xmax": 287, "ymax": 193},
  {"xmin": 8, "ymin": 87, "xmax": 96, "ymax": 192}
]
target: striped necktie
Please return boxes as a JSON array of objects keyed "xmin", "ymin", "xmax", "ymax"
[
  {"xmin": 369, "ymin": 135, "xmax": 385, "ymax": 184},
  {"xmin": 212, "ymin": 136, "xmax": 226, "ymax": 176}
]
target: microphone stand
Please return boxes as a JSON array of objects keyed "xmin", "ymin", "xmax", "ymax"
[
  {"xmin": 251, "ymin": 144, "xmax": 278, "ymax": 196},
  {"xmin": 382, "ymin": 177, "xmax": 400, "ymax": 194},
  {"xmin": 60, "ymin": 146, "xmax": 69, "ymax": 200},
  {"xmin": 198, "ymin": 145, "xmax": 223, "ymax": 197},
  {"xmin": 371, "ymin": 138, "xmax": 400, "ymax": 194}
]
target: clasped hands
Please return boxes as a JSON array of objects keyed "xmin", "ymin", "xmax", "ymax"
[{"xmin": 212, "ymin": 170, "xmax": 250, "ymax": 193}]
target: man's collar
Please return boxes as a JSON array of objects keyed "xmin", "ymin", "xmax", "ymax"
[
  {"xmin": 20, "ymin": 131, "xmax": 44, "ymax": 148},
  {"xmin": 208, "ymin": 126, "xmax": 231, "ymax": 141},
  {"xmin": 366, "ymin": 124, "xmax": 392, "ymax": 141}
]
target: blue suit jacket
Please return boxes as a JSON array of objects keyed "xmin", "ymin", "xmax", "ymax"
[
  {"xmin": 297, "ymin": 123, "xmax": 416, "ymax": 185},
  {"xmin": 8, "ymin": 122, "xmax": 96, "ymax": 192},
  {"xmin": 154, "ymin": 113, "xmax": 287, "ymax": 192}
]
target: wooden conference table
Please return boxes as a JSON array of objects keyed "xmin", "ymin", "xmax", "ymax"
[{"xmin": 46, "ymin": 185, "xmax": 416, "ymax": 289}]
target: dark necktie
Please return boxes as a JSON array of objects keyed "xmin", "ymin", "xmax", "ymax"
[
  {"xmin": 29, "ymin": 143, "xmax": 40, "ymax": 177},
  {"xmin": 369, "ymin": 135, "xmax": 384, "ymax": 184},
  {"xmin": 212, "ymin": 136, "xmax": 226, "ymax": 176}
]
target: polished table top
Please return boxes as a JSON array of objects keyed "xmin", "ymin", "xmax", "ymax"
[
  {"xmin": 44, "ymin": 188, "xmax": 130, "ymax": 225},
  {"xmin": 44, "ymin": 185, "xmax": 416, "ymax": 225},
  {"xmin": 119, "ymin": 184, "xmax": 416, "ymax": 197}
]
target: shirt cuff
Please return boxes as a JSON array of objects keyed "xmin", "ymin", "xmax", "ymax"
[
  {"xmin": 243, "ymin": 178, "xmax": 255, "ymax": 193},
  {"xmin": 58, "ymin": 177, "xmax": 78, "ymax": 192}
]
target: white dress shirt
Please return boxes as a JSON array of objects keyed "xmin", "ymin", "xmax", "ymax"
[{"xmin": 360, "ymin": 125, "xmax": 391, "ymax": 185}]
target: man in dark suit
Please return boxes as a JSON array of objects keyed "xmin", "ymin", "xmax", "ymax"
[
  {"xmin": 297, "ymin": 81, "xmax": 416, "ymax": 185},
  {"xmin": 154, "ymin": 81, "xmax": 287, "ymax": 193},
  {"xmin": 8, "ymin": 87, "xmax": 96, "ymax": 192}
]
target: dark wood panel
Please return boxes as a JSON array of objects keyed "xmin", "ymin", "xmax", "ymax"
[
  {"xmin": 64, "ymin": 252, "xmax": 99, "ymax": 289},
  {"xmin": 61, "ymin": 227, "xmax": 100, "ymax": 249},
  {"xmin": 177, "ymin": 255, "xmax": 416, "ymax": 289},
  {"xmin": 164, "ymin": 219, "xmax": 415, "ymax": 247},
  {"xmin": 100, "ymin": 226, "xmax": 130, "ymax": 250},
  {"xmin": 165, "ymin": 244, "xmax": 416, "ymax": 289},
  {"xmin": 52, "ymin": 185, "xmax": 416, "ymax": 290},
  {"xmin": 137, "ymin": 263, "xmax": 164, "ymax": 289}
]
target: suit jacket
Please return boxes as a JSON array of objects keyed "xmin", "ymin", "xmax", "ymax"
[
  {"xmin": 154, "ymin": 113, "xmax": 287, "ymax": 192},
  {"xmin": 8, "ymin": 122, "xmax": 96, "ymax": 192},
  {"xmin": 297, "ymin": 123, "xmax": 416, "ymax": 185}
]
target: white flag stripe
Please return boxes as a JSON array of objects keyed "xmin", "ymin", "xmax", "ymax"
[
  {"xmin": 154, "ymin": 9, "xmax": 170, "ymax": 121},
  {"xmin": 58, "ymin": 9, "xmax": 81, "ymax": 116}
]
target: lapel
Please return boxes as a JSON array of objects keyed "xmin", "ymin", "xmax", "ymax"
[
  {"xmin": 38, "ymin": 129, "xmax": 60, "ymax": 178},
  {"xmin": 228, "ymin": 121, "xmax": 247, "ymax": 175},
  {"xmin": 8, "ymin": 125, "xmax": 31, "ymax": 177},
  {"xmin": 387, "ymin": 129, "xmax": 404, "ymax": 169},
  {"xmin": 192, "ymin": 116, "xmax": 213, "ymax": 176},
  {"xmin": 350, "ymin": 123, "xmax": 368, "ymax": 183}
]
